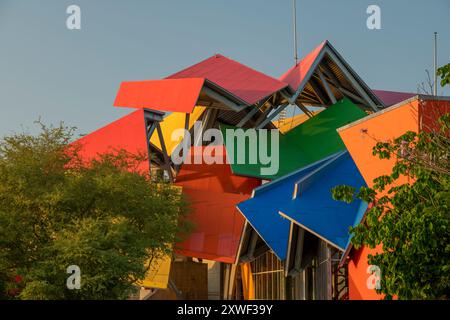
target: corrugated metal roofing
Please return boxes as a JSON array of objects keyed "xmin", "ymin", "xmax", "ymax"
[{"xmin": 167, "ymin": 54, "xmax": 289, "ymax": 105}]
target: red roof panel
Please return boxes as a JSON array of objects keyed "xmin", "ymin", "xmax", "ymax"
[
  {"xmin": 279, "ymin": 41, "xmax": 326, "ymax": 92},
  {"xmin": 73, "ymin": 109, "xmax": 149, "ymax": 174},
  {"xmin": 167, "ymin": 54, "xmax": 288, "ymax": 105}
]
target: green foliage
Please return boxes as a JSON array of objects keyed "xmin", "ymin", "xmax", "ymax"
[
  {"xmin": 332, "ymin": 114, "xmax": 450, "ymax": 300},
  {"xmin": 0, "ymin": 122, "xmax": 189, "ymax": 299},
  {"xmin": 437, "ymin": 63, "xmax": 450, "ymax": 87}
]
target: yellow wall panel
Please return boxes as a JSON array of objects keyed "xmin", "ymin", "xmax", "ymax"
[
  {"xmin": 150, "ymin": 107, "xmax": 205, "ymax": 155},
  {"xmin": 139, "ymin": 254, "xmax": 172, "ymax": 289},
  {"xmin": 240, "ymin": 262, "xmax": 255, "ymax": 300}
]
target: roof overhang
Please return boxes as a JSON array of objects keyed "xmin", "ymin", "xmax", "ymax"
[
  {"xmin": 114, "ymin": 77, "xmax": 249, "ymax": 113},
  {"xmin": 280, "ymin": 41, "xmax": 385, "ymax": 112}
]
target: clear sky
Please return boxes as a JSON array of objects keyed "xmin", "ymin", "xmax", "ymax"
[{"xmin": 0, "ymin": 0, "xmax": 449, "ymax": 138}]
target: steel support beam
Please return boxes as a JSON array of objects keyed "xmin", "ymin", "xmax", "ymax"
[
  {"xmin": 202, "ymin": 86, "xmax": 245, "ymax": 112},
  {"xmin": 294, "ymin": 228, "xmax": 305, "ymax": 273},
  {"xmin": 325, "ymin": 48, "xmax": 378, "ymax": 111},
  {"xmin": 256, "ymin": 103, "xmax": 289, "ymax": 129},
  {"xmin": 291, "ymin": 48, "xmax": 327, "ymax": 102},
  {"xmin": 320, "ymin": 64, "xmax": 341, "ymax": 88},
  {"xmin": 295, "ymin": 102, "xmax": 314, "ymax": 118},
  {"xmin": 156, "ymin": 122, "xmax": 174, "ymax": 182},
  {"xmin": 236, "ymin": 96, "xmax": 273, "ymax": 128},
  {"xmin": 173, "ymin": 113, "xmax": 192, "ymax": 174},
  {"xmin": 236, "ymin": 106, "xmax": 260, "ymax": 128},
  {"xmin": 309, "ymin": 77, "xmax": 328, "ymax": 105},
  {"xmin": 247, "ymin": 229, "xmax": 259, "ymax": 260},
  {"xmin": 281, "ymin": 90, "xmax": 313, "ymax": 118},
  {"xmin": 254, "ymin": 105, "xmax": 274, "ymax": 128},
  {"xmin": 320, "ymin": 65, "xmax": 367, "ymax": 105},
  {"xmin": 147, "ymin": 121, "xmax": 157, "ymax": 142},
  {"xmin": 143, "ymin": 109, "xmax": 166, "ymax": 180},
  {"xmin": 184, "ymin": 113, "xmax": 190, "ymax": 132},
  {"xmin": 338, "ymin": 86, "xmax": 367, "ymax": 105},
  {"xmin": 318, "ymin": 69, "xmax": 337, "ymax": 104}
]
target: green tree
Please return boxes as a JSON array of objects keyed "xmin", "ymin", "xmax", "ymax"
[
  {"xmin": 437, "ymin": 62, "xmax": 450, "ymax": 87},
  {"xmin": 332, "ymin": 70, "xmax": 450, "ymax": 299},
  {"xmin": 0, "ymin": 122, "xmax": 189, "ymax": 299}
]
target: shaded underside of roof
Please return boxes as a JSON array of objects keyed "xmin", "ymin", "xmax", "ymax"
[
  {"xmin": 279, "ymin": 41, "xmax": 384, "ymax": 110},
  {"xmin": 220, "ymin": 99, "xmax": 368, "ymax": 179}
]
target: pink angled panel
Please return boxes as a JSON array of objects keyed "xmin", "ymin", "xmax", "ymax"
[{"xmin": 279, "ymin": 41, "xmax": 326, "ymax": 91}]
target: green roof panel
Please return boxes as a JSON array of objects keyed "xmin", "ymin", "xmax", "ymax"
[{"xmin": 220, "ymin": 99, "xmax": 367, "ymax": 179}]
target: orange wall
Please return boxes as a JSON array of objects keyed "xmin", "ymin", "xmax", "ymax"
[
  {"xmin": 338, "ymin": 98, "xmax": 449, "ymax": 300},
  {"xmin": 175, "ymin": 146, "xmax": 261, "ymax": 263},
  {"xmin": 338, "ymin": 99, "xmax": 420, "ymax": 188}
]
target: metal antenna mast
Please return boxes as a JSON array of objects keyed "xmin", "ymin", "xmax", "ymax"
[
  {"xmin": 434, "ymin": 32, "xmax": 438, "ymax": 96},
  {"xmin": 293, "ymin": 0, "xmax": 299, "ymax": 65}
]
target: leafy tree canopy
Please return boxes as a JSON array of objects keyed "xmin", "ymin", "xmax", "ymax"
[
  {"xmin": 332, "ymin": 97, "xmax": 449, "ymax": 298},
  {"xmin": 0, "ymin": 122, "xmax": 189, "ymax": 299},
  {"xmin": 437, "ymin": 62, "xmax": 450, "ymax": 87}
]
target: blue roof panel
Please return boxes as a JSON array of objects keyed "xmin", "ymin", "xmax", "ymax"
[
  {"xmin": 238, "ymin": 151, "xmax": 368, "ymax": 261},
  {"xmin": 280, "ymin": 152, "xmax": 368, "ymax": 250},
  {"xmin": 237, "ymin": 153, "xmax": 341, "ymax": 260}
]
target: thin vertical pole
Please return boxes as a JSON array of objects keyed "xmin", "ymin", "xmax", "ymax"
[
  {"xmin": 293, "ymin": 0, "xmax": 298, "ymax": 65},
  {"xmin": 434, "ymin": 32, "xmax": 438, "ymax": 96}
]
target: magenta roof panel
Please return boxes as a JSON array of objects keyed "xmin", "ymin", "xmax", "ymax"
[{"xmin": 372, "ymin": 89, "xmax": 416, "ymax": 107}]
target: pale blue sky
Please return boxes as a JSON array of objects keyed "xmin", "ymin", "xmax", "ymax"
[{"xmin": 0, "ymin": 0, "xmax": 449, "ymax": 137}]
